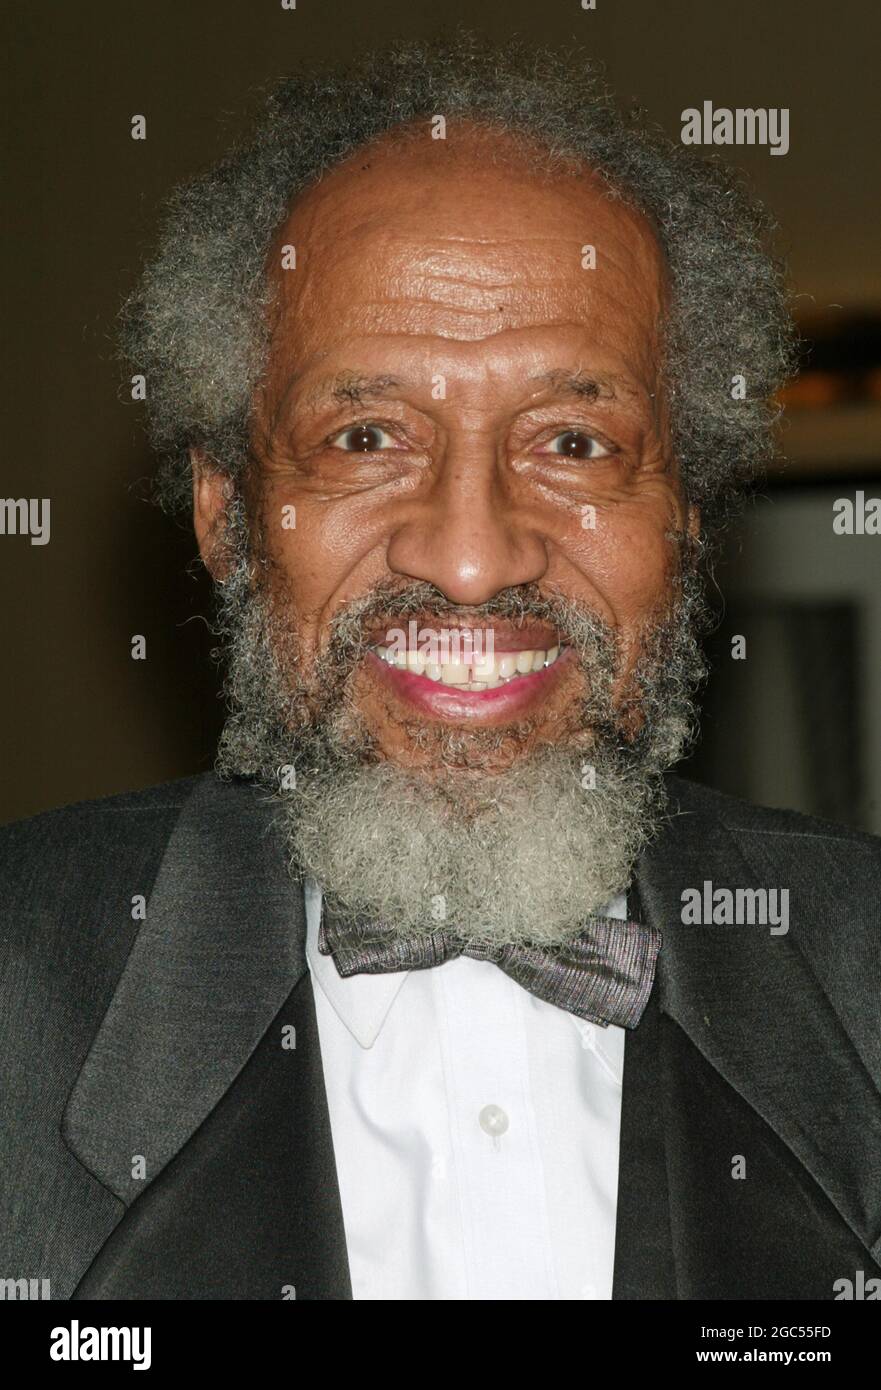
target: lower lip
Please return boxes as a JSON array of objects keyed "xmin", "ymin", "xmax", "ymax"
[{"xmin": 366, "ymin": 648, "xmax": 572, "ymax": 721}]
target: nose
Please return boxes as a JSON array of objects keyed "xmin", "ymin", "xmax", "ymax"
[{"xmin": 385, "ymin": 447, "xmax": 549, "ymax": 606}]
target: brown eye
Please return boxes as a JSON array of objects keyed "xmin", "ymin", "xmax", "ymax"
[
  {"xmin": 543, "ymin": 430, "xmax": 610, "ymax": 460},
  {"xmin": 330, "ymin": 423, "xmax": 394, "ymax": 452}
]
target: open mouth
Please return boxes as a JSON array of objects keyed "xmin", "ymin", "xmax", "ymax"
[{"xmin": 364, "ymin": 634, "xmax": 572, "ymax": 722}]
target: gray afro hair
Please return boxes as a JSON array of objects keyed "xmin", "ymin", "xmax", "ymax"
[{"xmin": 122, "ymin": 28, "xmax": 798, "ymax": 539}]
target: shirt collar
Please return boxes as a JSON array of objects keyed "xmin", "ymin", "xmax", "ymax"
[
  {"xmin": 304, "ymin": 879, "xmax": 629, "ymax": 1061},
  {"xmin": 304, "ymin": 879, "xmax": 409, "ymax": 1049}
]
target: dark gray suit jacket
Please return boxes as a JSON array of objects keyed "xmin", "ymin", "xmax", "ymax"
[{"xmin": 1, "ymin": 772, "xmax": 879, "ymax": 1300}]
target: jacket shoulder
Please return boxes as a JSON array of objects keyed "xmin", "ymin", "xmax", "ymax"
[
  {"xmin": 665, "ymin": 773, "xmax": 881, "ymax": 853},
  {"xmin": 0, "ymin": 772, "xmax": 211, "ymax": 840},
  {"xmin": 0, "ymin": 774, "xmax": 220, "ymax": 954},
  {"xmin": 662, "ymin": 776, "xmax": 881, "ymax": 1088},
  {"xmin": 0, "ymin": 774, "xmax": 227, "ymax": 1126},
  {"xmin": 662, "ymin": 775, "xmax": 881, "ymax": 988}
]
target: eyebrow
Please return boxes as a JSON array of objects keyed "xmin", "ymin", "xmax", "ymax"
[
  {"xmin": 302, "ymin": 372, "xmax": 407, "ymax": 410},
  {"xmin": 300, "ymin": 366, "xmax": 622, "ymax": 411},
  {"xmin": 527, "ymin": 369, "xmax": 619, "ymax": 403}
]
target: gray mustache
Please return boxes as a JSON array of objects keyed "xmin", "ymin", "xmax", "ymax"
[{"xmin": 325, "ymin": 579, "xmax": 615, "ymax": 663}]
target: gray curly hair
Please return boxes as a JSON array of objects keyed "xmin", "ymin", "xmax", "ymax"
[{"xmin": 122, "ymin": 29, "xmax": 797, "ymax": 539}]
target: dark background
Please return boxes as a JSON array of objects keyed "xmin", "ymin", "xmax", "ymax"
[{"xmin": 2, "ymin": 0, "xmax": 879, "ymax": 829}]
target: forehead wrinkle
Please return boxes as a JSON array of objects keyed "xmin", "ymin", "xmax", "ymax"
[
  {"xmin": 328, "ymin": 243, "xmax": 648, "ymax": 301},
  {"xmin": 305, "ymin": 247, "xmax": 665, "ymax": 345},
  {"xmin": 319, "ymin": 302, "xmax": 654, "ymax": 348},
  {"xmin": 382, "ymin": 233, "xmax": 594, "ymax": 275},
  {"xmin": 358, "ymin": 297, "xmax": 547, "ymax": 322},
  {"xmin": 335, "ymin": 216, "xmax": 663, "ymax": 275},
  {"xmin": 378, "ymin": 276, "xmax": 595, "ymax": 310},
  {"xmin": 403, "ymin": 234, "xmax": 586, "ymax": 249}
]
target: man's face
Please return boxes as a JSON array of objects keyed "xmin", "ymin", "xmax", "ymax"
[{"xmin": 195, "ymin": 124, "xmax": 694, "ymax": 778}]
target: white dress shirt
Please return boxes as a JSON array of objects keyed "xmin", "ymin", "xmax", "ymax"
[{"xmin": 305, "ymin": 880, "xmax": 627, "ymax": 1300}]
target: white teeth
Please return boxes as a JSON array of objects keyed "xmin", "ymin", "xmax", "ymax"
[
  {"xmin": 373, "ymin": 643, "xmax": 564, "ymax": 689},
  {"xmin": 440, "ymin": 662, "xmax": 469, "ymax": 685},
  {"xmin": 472, "ymin": 653, "xmax": 496, "ymax": 681}
]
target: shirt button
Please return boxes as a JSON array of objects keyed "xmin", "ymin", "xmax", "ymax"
[{"xmin": 478, "ymin": 1104, "xmax": 509, "ymax": 1138}]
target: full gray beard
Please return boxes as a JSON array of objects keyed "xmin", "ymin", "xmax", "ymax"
[{"xmin": 212, "ymin": 503, "xmax": 708, "ymax": 947}]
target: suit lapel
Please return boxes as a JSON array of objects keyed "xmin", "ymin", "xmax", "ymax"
[
  {"xmin": 634, "ymin": 782, "xmax": 881, "ymax": 1268},
  {"xmin": 612, "ymin": 983, "xmax": 677, "ymax": 1298},
  {"xmin": 62, "ymin": 775, "xmax": 309, "ymax": 1204},
  {"xmin": 72, "ymin": 969, "xmax": 352, "ymax": 1299}
]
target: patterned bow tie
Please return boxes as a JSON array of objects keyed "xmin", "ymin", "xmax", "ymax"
[{"xmin": 318, "ymin": 901, "xmax": 661, "ymax": 1029}]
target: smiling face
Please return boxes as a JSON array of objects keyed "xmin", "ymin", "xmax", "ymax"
[
  {"xmin": 195, "ymin": 121, "xmax": 695, "ymax": 779},
  {"xmin": 193, "ymin": 121, "xmax": 707, "ymax": 942}
]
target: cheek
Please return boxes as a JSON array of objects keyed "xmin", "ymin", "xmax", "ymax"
[
  {"xmin": 562, "ymin": 494, "xmax": 685, "ymax": 634},
  {"xmin": 256, "ymin": 483, "xmax": 353, "ymax": 603},
  {"xmin": 598, "ymin": 526, "xmax": 673, "ymax": 616},
  {"xmin": 246, "ymin": 493, "xmax": 336, "ymax": 664},
  {"xmin": 254, "ymin": 482, "xmax": 394, "ymax": 668},
  {"xmin": 573, "ymin": 521, "xmax": 677, "ymax": 709}
]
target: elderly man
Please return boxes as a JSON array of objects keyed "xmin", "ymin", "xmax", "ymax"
[{"xmin": 2, "ymin": 34, "xmax": 879, "ymax": 1302}]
